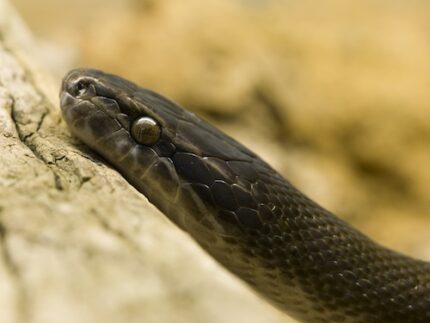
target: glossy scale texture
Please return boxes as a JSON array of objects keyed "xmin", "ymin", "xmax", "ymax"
[{"xmin": 60, "ymin": 68, "xmax": 430, "ymax": 323}]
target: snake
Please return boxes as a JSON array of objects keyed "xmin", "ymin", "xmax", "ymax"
[{"xmin": 59, "ymin": 68, "xmax": 430, "ymax": 323}]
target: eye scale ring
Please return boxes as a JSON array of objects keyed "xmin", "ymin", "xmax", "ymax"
[{"xmin": 131, "ymin": 116, "xmax": 161, "ymax": 145}]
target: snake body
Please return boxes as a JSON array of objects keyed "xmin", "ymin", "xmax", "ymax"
[{"xmin": 60, "ymin": 68, "xmax": 430, "ymax": 323}]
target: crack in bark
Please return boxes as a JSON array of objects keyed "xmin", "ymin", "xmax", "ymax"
[
  {"xmin": 1, "ymin": 43, "xmax": 76, "ymax": 193},
  {"xmin": 20, "ymin": 109, "xmax": 49, "ymax": 142},
  {"xmin": 9, "ymin": 98, "xmax": 68, "ymax": 191}
]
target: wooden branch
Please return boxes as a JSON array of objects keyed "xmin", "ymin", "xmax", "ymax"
[{"xmin": 0, "ymin": 1, "xmax": 291, "ymax": 323}]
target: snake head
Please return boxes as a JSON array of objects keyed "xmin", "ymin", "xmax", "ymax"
[{"xmin": 60, "ymin": 68, "xmax": 263, "ymax": 234}]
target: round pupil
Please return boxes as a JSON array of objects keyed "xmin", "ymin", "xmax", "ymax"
[{"xmin": 131, "ymin": 117, "xmax": 161, "ymax": 145}]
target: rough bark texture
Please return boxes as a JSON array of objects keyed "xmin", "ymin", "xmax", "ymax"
[
  {"xmin": 0, "ymin": 2, "xmax": 292, "ymax": 323},
  {"xmin": 3, "ymin": 0, "xmax": 430, "ymax": 322}
]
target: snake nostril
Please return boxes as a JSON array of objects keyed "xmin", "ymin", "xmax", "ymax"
[
  {"xmin": 69, "ymin": 77, "xmax": 97, "ymax": 99},
  {"xmin": 76, "ymin": 80, "xmax": 87, "ymax": 95}
]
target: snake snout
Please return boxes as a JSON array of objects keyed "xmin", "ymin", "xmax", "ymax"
[{"xmin": 59, "ymin": 91, "xmax": 75, "ymax": 111}]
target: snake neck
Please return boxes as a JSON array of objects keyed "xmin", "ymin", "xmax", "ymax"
[{"xmin": 158, "ymin": 158, "xmax": 430, "ymax": 323}]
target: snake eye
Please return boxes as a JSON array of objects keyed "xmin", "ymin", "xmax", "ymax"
[{"xmin": 131, "ymin": 116, "xmax": 161, "ymax": 145}]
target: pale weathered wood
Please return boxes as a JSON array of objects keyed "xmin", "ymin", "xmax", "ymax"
[{"xmin": 0, "ymin": 1, "xmax": 293, "ymax": 323}]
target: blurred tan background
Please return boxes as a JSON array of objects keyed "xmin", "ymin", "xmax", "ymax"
[{"xmin": 12, "ymin": 0, "xmax": 430, "ymax": 265}]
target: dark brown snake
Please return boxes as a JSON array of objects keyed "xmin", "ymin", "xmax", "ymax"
[{"xmin": 59, "ymin": 68, "xmax": 430, "ymax": 323}]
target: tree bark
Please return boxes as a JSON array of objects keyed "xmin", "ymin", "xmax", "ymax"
[{"xmin": 0, "ymin": 1, "xmax": 291, "ymax": 323}]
